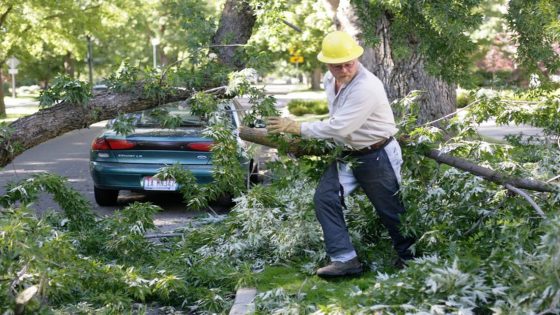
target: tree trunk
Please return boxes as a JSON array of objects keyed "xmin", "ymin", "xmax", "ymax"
[
  {"xmin": 64, "ymin": 52, "xmax": 75, "ymax": 78},
  {"xmin": 324, "ymin": 0, "xmax": 456, "ymax": 124},
  {"xmin": 0, "ymin": 68, "xmax": 6, "ymax": 118},
  {"xmin": 211, "ymin": 0, "xmax": 256, "ymax": 70},
  {"xmin": 310, "ymin": 67, "xmax": 323, "ymax": 90}
]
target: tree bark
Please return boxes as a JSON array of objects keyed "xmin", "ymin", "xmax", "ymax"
[
  {"xmin": 211, "ymin": 0, "xmax": 256, "ymax": 70},
  {"xmin": 323, "ymin": 0, "xmax": 456, "ymax": 124},
  {"xmin": 310, "ymin": 67, "xmax": 323, "ymax": 90},
  {"xmin": 64, "ymin": 52, "xmax": 75, "ymax": 78},
  {"xmin": 238, "ymin": 127, "xmax": 556, "ymax": 193}
]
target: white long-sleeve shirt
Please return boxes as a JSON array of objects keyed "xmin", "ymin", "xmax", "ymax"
[{"xmin": 300, "ymin": 63, "xmax": 397, "ymax": 150}]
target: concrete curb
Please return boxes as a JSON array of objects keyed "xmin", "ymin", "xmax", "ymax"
[{"xmin": 229, "ymin": 287, "xmax": 257, "ymax": 315}]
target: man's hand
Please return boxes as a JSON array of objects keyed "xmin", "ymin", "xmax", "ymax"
[{"xmin": 267, "ymin": 117, "xmax": 301, "ymax": 135}]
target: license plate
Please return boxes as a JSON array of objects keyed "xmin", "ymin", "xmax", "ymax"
[{"xmin": 141, "ymin": 176, "xmax": 178, "ymax": 191}]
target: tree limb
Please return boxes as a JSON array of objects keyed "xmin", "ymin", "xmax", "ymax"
[
  {"xmin": 424, "ymin": 149, "xmax": 554, "ymax": 192},
  {"xmin": 504, "ymin": 184, "xmax": 546, "ymax": 218},
  {"xmin": 238, "ymin": 127, "xmax": 557, "ymax": 193},
  {"xmin": 0, "ymin": 5, "xmax": 12, "ymax": 28}
]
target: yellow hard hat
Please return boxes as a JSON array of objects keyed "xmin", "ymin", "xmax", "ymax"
[{"xmin": 317, "ymin": 31, "xmax": 364, "ymax": 64}]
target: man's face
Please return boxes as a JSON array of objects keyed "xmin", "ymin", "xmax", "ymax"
[{"xmin": 327, "ymin": 59, "xmax": 358, "ymax": 84}]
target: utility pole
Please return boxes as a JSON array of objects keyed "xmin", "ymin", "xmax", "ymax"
[{"xmin": 87, "ymin": 36, "xmax": 94, "ymax": 85}]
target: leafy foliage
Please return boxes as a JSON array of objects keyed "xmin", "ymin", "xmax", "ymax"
[
  {"xmin": 110, "ymin": 113, "xmax": 138, "ymax": 136},
  {"xmin": 0, "ymin": 122, "xmax": 19, "ymax": 158},
  {"xmin": 38, "ymin": 75, "xmax": 92, "ymax": 107},
  {"xmin": 106, "ymin": 62, "xmax": 143, "ymax": 93},
  {"xmin": 507, "ymin": 0, "xmax": 560, "ymax": 77},
  {"xmin": 246, "ymin": 0, "xmax": 333, "ymax": 75},
  {"xmin": 226, "ymin": 68, "xmax": 279, "ymax": 127}
]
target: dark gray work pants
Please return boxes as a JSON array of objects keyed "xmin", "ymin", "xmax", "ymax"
[{"xmin": 313, "ymin": 147, "xmax": 415, "ymax": 260}]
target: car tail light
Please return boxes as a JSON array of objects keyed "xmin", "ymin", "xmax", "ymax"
[
  {"xmin": 91, "ymin": 138, "xmax": 110, "ymax": 150},
  {"xmin": 186, "ymin": 142, "xmax": 213, "ymax": 151},
  {"xmin": 91, "ymin": 138, "xmax": 135, "ymax": 150},
  {"xmin": 107, "ymin": 139, "xmax": 135, "ymax": 150}
]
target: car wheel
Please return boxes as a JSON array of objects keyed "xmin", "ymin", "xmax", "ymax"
[{"xmin": 94, "ymin": 186, "xmax": 119, "ymax": 206}]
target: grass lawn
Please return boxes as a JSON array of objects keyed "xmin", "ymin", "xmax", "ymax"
[
  {"xmin": 2, "ymin": 95, "xmax": 40, "ymax": 122},
  {"xmin": 1, "ymin": 106, "xmax": 40, "ymax": 123},
  {"xmin": 253, "ymin": 240, "xmax": 406, "ymax": 311}
]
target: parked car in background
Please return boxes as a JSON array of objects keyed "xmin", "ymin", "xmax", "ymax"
[{"xmin": 89, "ymin": 100, "xmax": 258, "ymax": 206}]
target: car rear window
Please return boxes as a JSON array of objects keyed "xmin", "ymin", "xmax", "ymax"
[{"xmin": 136, "ymin": 103, "xmax": 206, "ymax": 127}]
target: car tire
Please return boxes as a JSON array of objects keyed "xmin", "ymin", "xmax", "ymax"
[{"xmin": 94, "ymin": 186, "xmax": 119, "ymax": 206}]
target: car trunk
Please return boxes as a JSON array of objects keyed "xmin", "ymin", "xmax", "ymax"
[{"xmin": 103, "ymin": 128, "xmax": 213, "ymax": 165}]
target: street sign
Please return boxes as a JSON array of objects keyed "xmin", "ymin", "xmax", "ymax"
[
  {"xmin": 7, "ymin": 56, "xmax": 19, "ymax": 98},
  {"xmin": 7, "ymin": 56, "xmax": 20, "ymax": 69},
  {"xmin": 289, "ymin": 56, "xmax": 304, "ymax": 63}
]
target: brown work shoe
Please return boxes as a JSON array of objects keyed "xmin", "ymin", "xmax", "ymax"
[{"xmin": 316, "ymin": 257, "xmax": 363, "ymax": 278}]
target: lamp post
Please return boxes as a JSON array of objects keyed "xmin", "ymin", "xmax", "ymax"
[{"xmin": 150, "ymin": 37, "xmax": 160, "ymax": 68}]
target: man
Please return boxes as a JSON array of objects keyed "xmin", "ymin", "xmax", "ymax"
[{"xmin": 267, "ymin": 31, "xmax": 415, "ymax": 278}]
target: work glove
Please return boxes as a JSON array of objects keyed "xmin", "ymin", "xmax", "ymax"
[{"xmin": 267, "ymin": 117, "xmax": 301, "ymax": 135}]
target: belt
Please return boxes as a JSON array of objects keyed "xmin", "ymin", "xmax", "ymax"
[{"xmin": 342, "ymin": 137, "xmax": 393, "ymax": 156}]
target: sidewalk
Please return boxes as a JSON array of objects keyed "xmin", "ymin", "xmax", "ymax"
[
  {"xmin": 262, "ymin": 83, "xmax": 325, "ymax": 101},
  {"xmin": 3, "ymin": 97, "xmax": 39, "ymax": 122},
  {"xmin": 5, "ymin": 96, "xmax": 39, "ymax": 107},
  {"xmin": 476, "ymin": 119, "xmax": 543, "ymax": 140}
]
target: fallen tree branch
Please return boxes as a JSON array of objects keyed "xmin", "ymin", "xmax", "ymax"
[
  {"xmin": 424, "ymin": 149, "xmax": 554, "ymax": 192},
  {"xmin": 238, "ymin": 127, "xmax": 557, "ymax": 193},
  {"xmin": 548, "ymin": 174, "xmax": 560, "ymax": 183},
  {"xmin": 0, "ymin": 86, "xmax": 227, "ymax": 167},
  {"xmin": 504, "ymin": 184, "xmax": 546, "ymax": 218}
]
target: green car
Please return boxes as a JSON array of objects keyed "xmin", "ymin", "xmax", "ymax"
[{"xmin": 89, "ymin": 100, "xmax": 258, "ymax": 206}]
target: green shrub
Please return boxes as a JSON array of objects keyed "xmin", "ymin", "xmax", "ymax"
[
  {"xmin": 456, "ymin": 89, "xmax": 475, "ymax": 108},
  {"xmin": 287, "ymin": 99, "xmax": 328, "ymax": 116}
]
